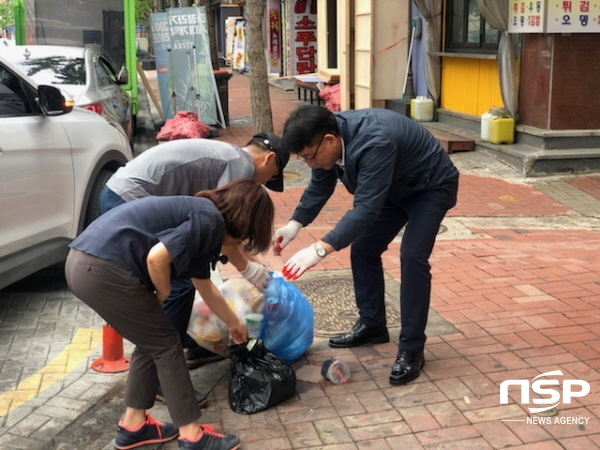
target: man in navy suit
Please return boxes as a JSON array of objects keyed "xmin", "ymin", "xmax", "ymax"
[{"xmin": 274, "ymin": 105, "xmax": 459, "ymax": 385}]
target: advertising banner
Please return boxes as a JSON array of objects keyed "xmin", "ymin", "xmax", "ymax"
[
  {"xmin": 225, "ymin": 16, "xmax": 242, "ymax": 66},
  {"xmin": 288, "ymin": 0, "xmax": 317, "ymax": 75},
  {"xmin": 508, "ymin": 0, "xmax": 600, "ymax": 33},
  {"xmin": 546, "ymin": 0, "xmax": 600, "ymax": 33},
  {"xmin": 232, "ymin": 19, "xmax": 247, "ymax": 72},
  {"xmin": 267, "ymin": 0, "xmax": 282, "ymax": 75},
  {"xmin": 508, "ymin": 0, "xmax": 546, "ymax": 33},
  {"xmin": 150, "ymin": 7, "xmax": 223, "ymax": 125}
]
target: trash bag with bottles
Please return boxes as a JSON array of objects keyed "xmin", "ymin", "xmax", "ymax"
[
  {"xmin": 259, "ymin": 272, "xmax": 314, "ymax": 364},
  {"xmin": 188, "ymin": 273, "xmax": 314, "ymax": 362}
]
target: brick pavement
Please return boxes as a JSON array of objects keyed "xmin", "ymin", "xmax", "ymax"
[
  {"xmin": 1, "ymin": 70, "xmax": 600, "ymax": 449},
  {"xmin": 212, "ymin": 72, "xmax": 600, "ymax": 449}
]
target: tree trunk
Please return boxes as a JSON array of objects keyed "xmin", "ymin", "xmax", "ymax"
[{"xmin": 245, "ymin": 0, "xmax": 273, "ymax": 133}]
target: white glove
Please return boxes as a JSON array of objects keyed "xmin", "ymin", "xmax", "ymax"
[
  {"xmin": 272, "ymin": 220, "xmax": 303, "ymax": 255},
  {"xmin": 240, "ymin": 261, "xmax": 270, "ymax": 291},
  {"xmin": 282, "ymin": 244, "xmax": 325, "ymax": 280}
]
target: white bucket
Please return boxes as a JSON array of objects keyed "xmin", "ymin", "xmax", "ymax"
[
  {"xmin": 481, "ymin": 112, "xmax": 494, "ymax": 142},
  {"xmin": 411, "ymin": 97, "xmax": 435, "ymax": 122}
]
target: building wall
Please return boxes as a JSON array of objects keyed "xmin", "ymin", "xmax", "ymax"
[
  {"xmin": 520, "ymin": 34, "xmax": 600, "ymax": 130},
  {"xmin": 518, "ymin": 34, "xmax": 551, "ymax": 129},
  {"xmin": 440, "ymin": 56, "xmax": 503, "ymax": 116}
]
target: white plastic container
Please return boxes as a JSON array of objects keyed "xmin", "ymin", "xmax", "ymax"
[
  {"xmin": 410, "ymin": 96, "xmax": 435, "ymax": 122},
  {"xmin": 321, "ymin": 358, "xmax": 351, "ymax": 384},
  {"xmin": 481, "ymin": 112, "xmax": 494, "ymax": 142}
]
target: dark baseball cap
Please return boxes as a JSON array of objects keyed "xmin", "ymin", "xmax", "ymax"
[{"xmin": 248, "ymin": 133, "xmax": 290, "ymax": 192}]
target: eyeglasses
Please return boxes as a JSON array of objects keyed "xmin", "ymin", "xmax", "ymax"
[{"xmin": 298, "ymin": 134, "xmax": 326, "ymax": 163}]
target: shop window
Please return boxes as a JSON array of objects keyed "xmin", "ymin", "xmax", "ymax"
[{"xmin": 445, "ymin": 0, "xmax": 500, "ymax": 53}]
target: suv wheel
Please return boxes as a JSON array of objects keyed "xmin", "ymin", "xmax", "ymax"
[{"xmin": 84, "ymin": 168, "xmax": 115, "ymax": 227}]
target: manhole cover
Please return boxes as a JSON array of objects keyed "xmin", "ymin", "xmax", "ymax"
[
  {"xmin": 292, "ymin": 274, "xmax": 400, "ymax": 337},
  {"xmin": 291, "ymin": 269, "xmax": 457, "ymax": 338},
  {"xmin": 283, "ymin": 171, "xmax": 302, "ymax": 182},
  {"xmin": 282, "ymin": 160, "xmax": 313, "ymax": 187}
]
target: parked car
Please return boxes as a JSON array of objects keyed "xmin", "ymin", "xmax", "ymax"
[
  {"xmin": 0, "ymin": 54, "xmax": 133, "ymax": 290},
  {"xmin": 3, "ymin": 44, "xmax": 134, "ymax": 144}
]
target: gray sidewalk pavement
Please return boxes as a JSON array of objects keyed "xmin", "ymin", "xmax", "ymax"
[{"xmin": 1, "ymin": 70, "xmax": 600, "ymax": 449}]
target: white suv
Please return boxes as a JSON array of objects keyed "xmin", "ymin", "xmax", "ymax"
[{"xmin": 0, "ymin": 55, "xmax": 133, "ymax": 290}]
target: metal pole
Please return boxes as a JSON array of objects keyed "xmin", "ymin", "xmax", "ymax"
[
  {"xmin": 166, "ymin": 47, "xmax": 178, "ymax": 120},
  {"xmin": 191, "ymin": 45, "xmax": 202, "ymax": 117},
  {"xmin": 401, "ymin": 25, "xmax": 416, "ymax": 103}
]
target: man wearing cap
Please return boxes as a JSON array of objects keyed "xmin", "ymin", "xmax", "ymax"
[{"xmin": 98, "ymin": 134, "xmax": 289, "ymax": 404}]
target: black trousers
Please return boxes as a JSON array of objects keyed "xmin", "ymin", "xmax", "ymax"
[
  {"xmin": 65, "ymin": 249, "xmax": 201, "ymax": 427},
  {"xmin": 350, "ymin": 175, "xmax": 459, "ymax": 352}
]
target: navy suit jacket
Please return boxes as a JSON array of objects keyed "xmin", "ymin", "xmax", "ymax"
[{"xmin": 291, "ymin": 108, "xmax": 458, "ymax": 250}]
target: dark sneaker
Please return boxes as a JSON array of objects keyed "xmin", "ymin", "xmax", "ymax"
[
  {"xmin": 185, "ymin": 346, "xmax": 225, "ymax": 370},
  {"xmin": 114, "ymin": 414, "xmax": 178, "ymax": 449},
  {"xmin": 156, "ymin": 386, "xmax": 209, "ymax": 408},
  {"xmin": 178, "ymin": 424, "xmax": 240, "ymax": 450}
]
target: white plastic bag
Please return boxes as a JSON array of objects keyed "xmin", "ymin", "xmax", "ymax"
[{"xmin": 187, "ymin": 278, "xmax": 263, "ymax": 356}]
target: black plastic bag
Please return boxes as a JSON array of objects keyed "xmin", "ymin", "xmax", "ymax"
[{"xmin": 228, "ymin": 339, "xmax": 296, "ymax": 414}]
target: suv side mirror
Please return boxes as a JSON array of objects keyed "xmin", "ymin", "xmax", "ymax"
[
  {"xmin": 38, "ymin": 85, "xmax": 73, "ymax": 116},
  {"xmin": 116, "ymin": 66, "xmax": 129, "ymax": 85}
]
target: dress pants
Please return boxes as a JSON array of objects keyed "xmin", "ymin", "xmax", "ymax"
[
  {"xmin": 350, "ymin": 176, "xmax": 458, "ymax": 352},
  {"xmin": 65, "ymin": 249, "xmax": 201, "ymax": 427}
]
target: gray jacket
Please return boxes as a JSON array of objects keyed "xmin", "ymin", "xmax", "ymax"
[{"xmin": 106, "ymin": 139, "xmax": 255, "ymax": 201}]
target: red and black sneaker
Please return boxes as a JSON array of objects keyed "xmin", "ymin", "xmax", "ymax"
[
  {"xmin": 178, "ymin": 424, "xmax": 240, "ymax": 450},
  {"xmin": 114, "ymin": 414, "xmax": 178, "ymax": 449}
]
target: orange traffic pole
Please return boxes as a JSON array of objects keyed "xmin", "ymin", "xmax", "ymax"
[{"xmin": 91, "ymin": 324, "xmax": 130, "ymax": 373}]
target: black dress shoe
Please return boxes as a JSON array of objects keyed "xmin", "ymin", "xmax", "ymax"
[
  {"xmin": 389, "ymin": 350, "xmax": 425, "ymax": 385},
  {"xmin": 329, "ymin": 321, "xmax": 389, "ymax": 348}
]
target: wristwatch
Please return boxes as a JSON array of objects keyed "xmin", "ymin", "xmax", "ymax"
[{"xmin": 313, "ymin": 242, "xmax": 327, "ymax": 258}]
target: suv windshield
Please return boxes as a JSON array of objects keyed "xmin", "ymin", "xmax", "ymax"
[{"xmin": 12, "ymin": 56, "xmax": 85, "ymax": 86}]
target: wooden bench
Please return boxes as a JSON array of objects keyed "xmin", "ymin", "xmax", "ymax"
[
  {"xmin": 294, "ymin": 79, "xmax": 323, "ymax": 106},
  {"xmin": 424, "ymin": 126, "xmax": 475, "ymax": 154}
]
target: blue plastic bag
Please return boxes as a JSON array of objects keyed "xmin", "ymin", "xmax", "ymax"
[{"xmin": 259, "ymin": 273, "xmax": 314, "ymax": 363}]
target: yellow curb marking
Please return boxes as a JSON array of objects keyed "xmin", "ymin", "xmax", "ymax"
[{"xmin": 0, "ymin": 328, "xmax": 101, "ymax": 417}]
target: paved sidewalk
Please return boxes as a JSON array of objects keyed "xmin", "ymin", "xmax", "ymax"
[{"xmin": 1, "ymin": 70, "xmax": 600, "ymax": 450}]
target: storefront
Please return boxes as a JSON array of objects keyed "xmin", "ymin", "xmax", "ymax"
[{"xmin": 218, "ymin": 0, "xmax": 318, "ymax": 77}]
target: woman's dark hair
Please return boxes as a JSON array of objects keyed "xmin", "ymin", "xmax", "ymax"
[
  {"xmin": 195, "ymin": 179, "xmax": 274, "ymax": 253},
  {"xmin": 282, "ymin": 105, "xmax": 339, "ymax": 153}
]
